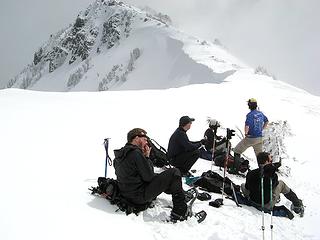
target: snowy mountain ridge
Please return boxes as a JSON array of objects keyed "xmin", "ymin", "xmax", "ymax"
[{"xmin": 6, "ymin": 0, "xmax": 249, "ymax": 92}]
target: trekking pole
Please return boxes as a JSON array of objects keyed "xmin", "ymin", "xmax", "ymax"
[
  {"xmin": 210, "ymin": 127, "xmax": 217, "ymax": 171},
  {"xmin": 260, "ymin": 167, "xmax": 265, "ymax": 240},
  {"xmin": 270, "ymin": 178, "xmax": 274, "ymax": 240},
  {"xmin": 210, "ymin": 128, "xmax": 235, "ymax": 208},
  {"xmin": 104, "ymin": 138, "xmax": 112, "ymax": 177},
  {"xmin": 220, "ymin": 138, "xmax": 229, "ymax": 203},
  {"xmin": 220, "ymin": 128, "xmax": 235, "ymax": 201}
]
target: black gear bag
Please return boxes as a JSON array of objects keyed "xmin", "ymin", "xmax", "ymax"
[
  {"xmin": 89, "ymin": 177, "xmax": 151, "ymax": 215},
  {"xmin": 193, "ymin": 170, "xmax": 239, "ymax": 196},
  {"xmin": 147, "ymin": 138, "xmax": 170, "ymax": 168}
]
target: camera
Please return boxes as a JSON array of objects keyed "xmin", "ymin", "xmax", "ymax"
[{"xmin": 226, "ymin": 128, "xmax": 235, "ymax": 140}]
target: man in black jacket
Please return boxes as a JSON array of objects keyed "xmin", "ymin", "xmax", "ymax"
[
  {"xmin": 114, "ymin": 128, "xmax": 188, "ymax": 221},
  {"xmin": 241, "ymin": 152, "xmax": 303, "ymax": 214},
  {"xmin": 167, "ymin": 116, "xmax": 204, "ymax": 176}
]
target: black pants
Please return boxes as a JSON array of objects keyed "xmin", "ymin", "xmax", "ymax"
[
  {"xmin": 144, "ymin": 168, "xmax": 187, "ymax": 216},
  {"xmin": 171, "ymin": 149, "xmax": 200, "ymax": 174},
  {"xmin": 144, "ymin": 168, "xmax": 183, "ymax": 202}
]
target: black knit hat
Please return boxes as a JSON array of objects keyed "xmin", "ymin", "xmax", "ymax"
[
  {"xmin": 127, "ymin": 128, "xmax": 148, "ymax": 142},
  {"xmin": 179, "ymin": 116, "xmax": 195, "ymax": 127}
]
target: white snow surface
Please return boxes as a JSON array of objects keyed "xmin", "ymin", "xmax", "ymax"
[{"xmin": 1, "ymin": 74, "xmax": 320, "ymax": 239}]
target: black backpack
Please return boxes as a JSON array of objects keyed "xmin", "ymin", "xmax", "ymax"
[
  {"xmin": 148, "ymin": 138, "xmax": 170, "ymax": 168},
  {"xmin": 214, "ymin": 149, "xmax": 249, "ymax": 174},
  {"xmin": 193, "ymin": 170, "xmax": 239, "ymax": 196},
  {"xmin": 96, "ymin": 177, "xmax": 120, "ymax": 204},
  {"xmin": 89, "ymin": 177, "xmax": 151, "ymax": 215}
]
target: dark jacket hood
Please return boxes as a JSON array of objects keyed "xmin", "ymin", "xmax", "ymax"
[{"xmin": 114, "ymin": 143, "xmax": 139, "ymax": 163}]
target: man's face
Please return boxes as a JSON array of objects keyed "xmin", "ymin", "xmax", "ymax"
[
  {"xmin": 263, "ymin": 155, "xmax": 273, "ymax": 165},
  {"xmin": 136, "ymin": 135, "xmax": 148, "ymax": 149},
  {"xmin": 184, "ymin": 122, "xmax": 192, "ymax": 131}
]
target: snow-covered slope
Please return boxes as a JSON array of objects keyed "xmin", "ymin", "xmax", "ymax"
[
  {"xmin": 1, "ymin": 72, "xmax": 320, "ymax": 239},
  {"xmin": 6, "ymin": 0, "xmax": 245, "ymax": 92}
]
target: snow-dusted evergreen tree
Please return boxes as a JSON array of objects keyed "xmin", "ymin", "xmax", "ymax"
[
  {"xmin": 142, "ymin": 6, "xmax": 172, "ymax": 25},
  {"xmin": 98, "ymin": 48, "xmax": 141, "ymax": 91},
  {"xmin": 101, "ymin": 14, "xmax": 121, "ymax": 49},
  {"xmin": 48, "ymin": 47, "xmax": 68, "ymax": 72},
  {"xmin": 263, "ymin": 120, "xmax": 293, "ymax": 175},
  {"xmin": 127, "ymin": 48, "xmax": 141, "ymax": 72},
  {"xmin": 33, "ymin": 47, "xmax": 44, "ymax": 65},
  {"xmin": 98, "ymin": 65, "xmax": 121, "ymax": 91},
  {"xmin": 67, "ymin": 59, "xmax": 91, "ymax": 89},
  {"xmin": 63, "ymin": 17, "xmax": 96, "ymax": 64},
  {"xmin": 101, "ymin": 10, "xmax": 134, "ymax": 49},
  {"xmin": 255, "ymin": 66, "xmax": 276, "ymax": 79}
]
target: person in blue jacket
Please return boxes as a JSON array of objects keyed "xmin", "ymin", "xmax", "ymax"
[
  {"xmin": 167, "ymin": 116, "xmax": 205, "ymax": 176},
  {"xmin": 234, "ymin": 98, "xmax": 268, "ymax": 157}
]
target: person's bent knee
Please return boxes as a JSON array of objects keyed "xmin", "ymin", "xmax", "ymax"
[
  {"xmin": 166, "ymin": 167, "xmax": 182, "ymax": 178},
  {"xmin": 278, "ymin": 180, "xmax": 290, "ymax": 194}
]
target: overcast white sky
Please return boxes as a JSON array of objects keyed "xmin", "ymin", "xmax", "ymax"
[{"xmin": 1, "ymin": 0, "xmax": 319, "ymax": 95}]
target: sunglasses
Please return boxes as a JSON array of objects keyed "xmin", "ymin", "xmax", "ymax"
[{"xmin": 134, "ymin": 134, "xmax": 148, "ymax": 139}]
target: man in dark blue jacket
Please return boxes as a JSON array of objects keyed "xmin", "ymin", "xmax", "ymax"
[
  {"xmin": 167, "ymin": 116, "xmax": 203, "ymax": 176},
  {"xmin": 114, "ymin": 128, "xmax": 188, "ymax": 221}
]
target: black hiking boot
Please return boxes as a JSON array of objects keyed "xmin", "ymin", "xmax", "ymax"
[
  {"xmin": 171, "ymin": 192, "xmax": 188, "ymax": 222},
  {"xmin": 170, "ymin": 206, "xmax": 206, "ymax": 223},
  {"xmin": 170, "ymin": 208, "xmax": 190, "ymax": 223},
  {"xmin": 284, "ymin": 190, "xmax": 304, "ymax": 217},
  {"xmin": 291, "ymin": 200, "xmax": 304, "ymax": 217}
]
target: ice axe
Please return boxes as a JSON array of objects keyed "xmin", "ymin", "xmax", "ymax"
[{"xmin": 104, "ymin": 138, "xmax": 112, "ymax": 177}]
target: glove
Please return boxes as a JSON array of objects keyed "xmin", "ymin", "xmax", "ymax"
[
  {"xmin": 200, "ymin": 139, "xmax": 207, "ymax": 145},
  {"xmin": 263, "ymin": 164, "xmax": 276, "ymax": 177}
]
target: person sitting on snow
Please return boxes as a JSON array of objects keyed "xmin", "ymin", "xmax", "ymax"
[
  {"xmin": 199, "ymin": 118, "xmax": 228, "ymax": 160},
  {"xmin": 167, "ymin": 116, "xmax": 205, "ymax": 177},
  {"xmin": 241, "ymin": 152, "xmax": 304, "ymax": 215},
  {"xmin": 114, "ymin": 128, "xmax": 189, "ymax": 221}
]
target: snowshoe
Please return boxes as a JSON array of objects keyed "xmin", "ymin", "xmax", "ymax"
[
  {"xmin": 194, "ymin": 210, "xmax": 207, "ymax": 223},
  {"xmin": 170, "ymin": 209, "xmax": 206, "ymax": 223},
  {"xmin": 291, "ymin": 201, "xmax": 305, "ymax": 217},
  {"xmin": 184, "ymin": 188, "xmax": 197, "ymax": 203},
  {"xmin": 171, "ymin": 187, "xmax": 207, "ymax": 223}
]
